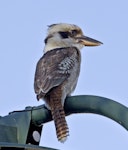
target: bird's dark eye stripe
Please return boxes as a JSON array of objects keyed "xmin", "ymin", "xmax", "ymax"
[
  {"xmin": 59, "ymin": 30, "xmax": 78, "ymax": 39},
  {"xmin": 71, "ymin": 30, "xmax": 78, "ymax": 36},
  {"xmin": 44, "ymin": 37, "xmax": 48, "ymax": 43},
  {"xmin": 59, "ymin": 31, "xmax": 69, "ymax": 38},
  {"xmin": 44, "ymin": 35, "xmax": 53, "ymax": 43}
]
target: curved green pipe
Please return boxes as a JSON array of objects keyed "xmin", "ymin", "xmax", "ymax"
[{"xmin": 31, "ymin": 95, "xmax": 128, "ymax": 131}]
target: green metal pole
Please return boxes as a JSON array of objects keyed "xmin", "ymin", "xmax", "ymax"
[{"xmin": 31, "ymin": 95, "xmax": 128, "ymax": 131}]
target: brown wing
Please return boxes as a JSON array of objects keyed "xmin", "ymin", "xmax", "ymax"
[{"xmin": 34, "ymin": 47, "xmax": 80, "ymax": 96}]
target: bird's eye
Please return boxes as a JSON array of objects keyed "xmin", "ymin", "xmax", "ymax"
[
  {"xmin": 59, "ymin": 32, "xmax": 69, "ymax": 38},
  {"xmin": 71, "ymin": 30, "xmax": 78, "ymax": 36}
]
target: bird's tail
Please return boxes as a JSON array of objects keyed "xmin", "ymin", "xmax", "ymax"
[{"xmin": 48, "ymin": 94, "xmax": 69, "ymax": 143}]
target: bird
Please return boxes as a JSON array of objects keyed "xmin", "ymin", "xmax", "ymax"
[{"xmin": 34, "ymin": 23, "xmax": 102, "ymax": 143}]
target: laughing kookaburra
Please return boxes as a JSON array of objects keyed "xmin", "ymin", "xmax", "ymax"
[{"xmin": 34, "ymin": 23, "xmax": 102, "ymax": 143}]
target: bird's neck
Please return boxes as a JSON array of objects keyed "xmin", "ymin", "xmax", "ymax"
[{"xmin": 44, "ymin": 42, "xmax": 64, "ymax": 53}]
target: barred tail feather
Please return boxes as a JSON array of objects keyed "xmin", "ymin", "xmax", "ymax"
[
  {"xmin": 49, "ymin": 96, "xmax": 69, "ymax": 142},
  {"xmin": 51, "ymin": 106, "xmax": 69, "ymax": 142}
]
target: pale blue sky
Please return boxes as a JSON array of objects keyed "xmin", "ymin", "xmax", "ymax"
[{"xmin": 0, "ymin": 0, "xmax": 128, "ymax": 149}]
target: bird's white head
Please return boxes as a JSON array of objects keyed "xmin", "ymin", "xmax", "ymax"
[{"xmin": 44, "ymin": 23, "xmax": 102, "ymax": 53}]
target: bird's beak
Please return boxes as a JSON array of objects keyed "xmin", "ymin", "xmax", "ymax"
[{"xmin": 76, "ymin": 35, "xmax": 103, "ymax": 46}]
